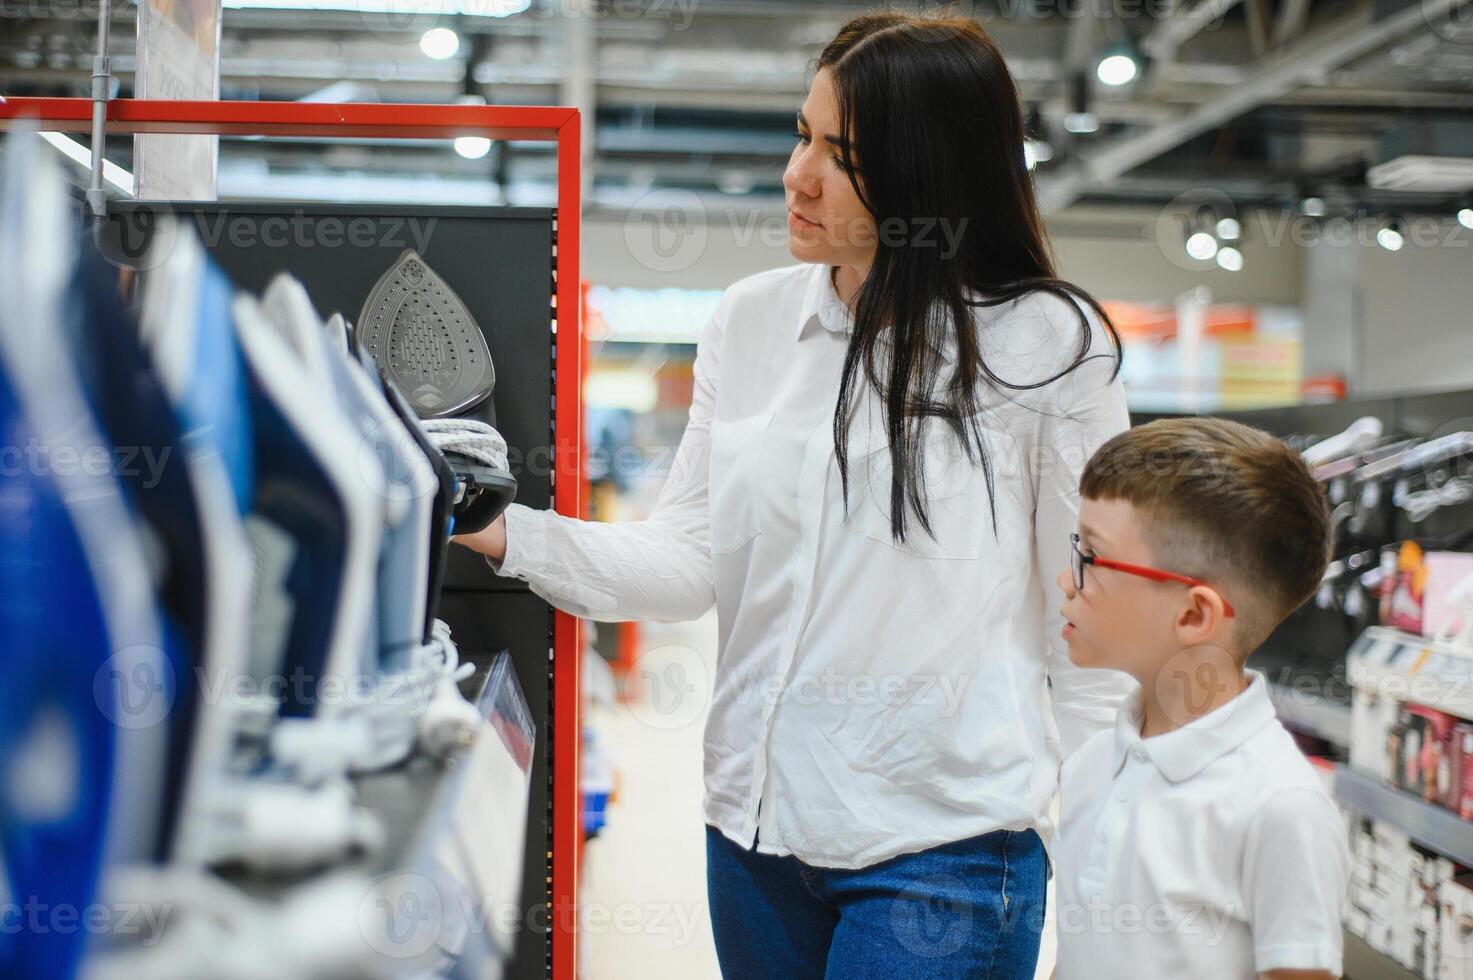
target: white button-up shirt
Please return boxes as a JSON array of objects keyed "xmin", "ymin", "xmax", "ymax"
[
  {"xmin": 1054, "ymin": 670, "xmax": 1349, "ymax": 978},
  {"xmin": 492, "ymin": 261, "xmax": 1134, "ymax": 868}
]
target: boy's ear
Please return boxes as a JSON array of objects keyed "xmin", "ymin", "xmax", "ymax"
[{"xmin": 1173, "ymin": 585, "xmax": 1229, "ymax": 643}]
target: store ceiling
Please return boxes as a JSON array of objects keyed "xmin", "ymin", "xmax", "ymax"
[{"xmin": 3, "ymin": 0, "xmax": 1471, "ymax": 217}]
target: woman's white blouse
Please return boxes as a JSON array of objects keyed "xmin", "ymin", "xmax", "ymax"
[{"xmin": 490, "ymin": 261, "xmax": 1136, "ymax": 869}]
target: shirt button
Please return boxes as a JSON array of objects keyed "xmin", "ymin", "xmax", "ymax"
[
  {"xmin": 1131, "ymin": 748, "xmax": 1147, "ymax": 763},
  {"xmin": 1116, "ymin": 790, "xmax": 1128, "ymax": 803},
  {"xmin": 1096, "ymin": 830, "xmax": 1107, "ymax": 843}
]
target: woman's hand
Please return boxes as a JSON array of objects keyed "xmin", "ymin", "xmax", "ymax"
[{"xmin": 452, "ymin": 512, "xmax": 507, "ymax": 563}]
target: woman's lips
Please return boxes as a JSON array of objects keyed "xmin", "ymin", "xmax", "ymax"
[{"xmin": 788, "ymin": 209, "xmax": 822, "ymax": 230}]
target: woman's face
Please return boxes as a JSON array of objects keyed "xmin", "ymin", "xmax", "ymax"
[{"xmin": 783, "ymin": 68, "xmax": 877, "ymax": 271}]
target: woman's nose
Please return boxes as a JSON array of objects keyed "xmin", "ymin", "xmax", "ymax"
[{"xmin": 783, "ymin": 150, "xmax": 820, "ymax": 200}]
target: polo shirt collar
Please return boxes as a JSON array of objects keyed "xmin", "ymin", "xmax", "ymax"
[
  {"xmin": 796, "ymin": 262, "xmax": 956, "ymax": 365},
  {"xmin": 1111, "ymin": 669, "xmax": 1279, "ymax": 783}
]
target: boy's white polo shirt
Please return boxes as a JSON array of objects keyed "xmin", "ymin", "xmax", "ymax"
[{"xmin": 1055, "ymin": 669, "xmax": 1348, "ymax": 979}]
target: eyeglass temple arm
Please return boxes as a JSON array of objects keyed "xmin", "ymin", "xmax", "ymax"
[{"xmin": 1091, "ymin": 556, "xmax": 1238, "ymax": 618}]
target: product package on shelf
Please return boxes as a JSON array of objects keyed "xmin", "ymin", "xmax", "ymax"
[
  {"xmin": 1350, "ymin": 684, "xmax": 1473, "ymax": 822},
  {"xmin": 1353, "ymin": 687, "xmax": 1404, "ymax": 780},
  {"xmin": 1389, "ymin": 542, "xmax": 1429, "ymax": 635},
  {"xmin": 1382, "ymin": 544, "xmax": 1473, "ymax": 643},
  {"xmin": 1450, "ymin": 725, "xmax": 1473, "ymax": 817},
  {"xmin": 1343, "ymin": 808, "xmax": 1471, "ymax": 979},
  {"xmin": 1441, "ymin": 875, "xmax": 1473, "ymax": 980},
  {"xmin": 1426, "ymin": 552, "xmax": 1473, "ymax": 643},
  {"xmin": 1347, "ymin": 816, "xmax": 1377, "ymax": 941},
  {"xmin": 1396, "ymin": 706, "xmax": 1462, "ymax": 802},
  {"xmin": 1407, "ymin": 846, "xmax": 1454, "ymax": 974}
]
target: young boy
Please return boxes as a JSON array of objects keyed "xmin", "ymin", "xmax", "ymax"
[{"xmin": 1053, "ymin": 417, "xmax": 1348, "ymax": 980}]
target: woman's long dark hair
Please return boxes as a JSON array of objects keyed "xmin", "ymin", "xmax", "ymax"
[{"xmin": 818, "ymin": 11, "xmax": 1124, "ymax": 544}]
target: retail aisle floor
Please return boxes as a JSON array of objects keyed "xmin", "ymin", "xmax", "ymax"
[{"xmin": 581, "ymin": 611, "xmax": 1057, "ymax": 980}]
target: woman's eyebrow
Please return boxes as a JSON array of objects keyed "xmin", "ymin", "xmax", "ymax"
[{"xmin": 796, "ymin": 109, "xmax": 850, "ymax": 152}]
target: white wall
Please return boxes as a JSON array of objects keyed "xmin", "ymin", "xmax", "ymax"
[
  {"xmin": 1357, "ymin": 224, "xmax": 1473, "ymax": 394},
  {"xmin": 1301, "ymin": 234, "xmax": 1362, "ymax": 387},
  {"xmin": 584, "ymin": 202, "xmax": 1473, "ymax": 398},
  {"xmin": 582, "ymin": 203, "xmax": 1303, "ymax": 303},
  {"xmin": 1049, "ymin": 206, "xmax": 1304, "ymax": 306}
]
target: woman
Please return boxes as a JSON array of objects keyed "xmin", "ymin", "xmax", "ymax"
[{"xmin": 457, "ymin": 11, "xmax": 1134, "ymax": 977}]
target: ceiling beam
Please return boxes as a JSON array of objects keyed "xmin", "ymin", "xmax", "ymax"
[
  {"xmin": 1272, "ymin": 0, "xmax": 1315, "ymax": 46},
  {"xmin": 1140, "ymin": 0, "xmax": 1246, "ymax": 67},
  {"xmin": 1038, "ymin": 0, "xmax": 1473, "ymax": 213},
  {"xmin": 1243, "ymin": 0, "xmax": 1272, "ymax": 54}
]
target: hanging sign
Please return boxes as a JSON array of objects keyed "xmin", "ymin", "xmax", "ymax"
[{"xmin": 134, "ymin": 0, "xmax": 221, "ymax": 200}]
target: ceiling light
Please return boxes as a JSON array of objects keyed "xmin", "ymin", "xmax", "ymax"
[
  {"xmin": 1376, "ymin": 222, "xmax": 1404, "ymax": 251},
  {"xmin": 1458, "ymin": 207, "xmax": 1473, "ymax": 230},
  {"xmin": 1185, "ymin": 231, "xmax": 1219, "ymax": 261},
  {"xmin": 1096, "ymin": 54, "xmax": 1139, "ymax": 87},
  {"xmin": 717, "ymin": 171, "xmax": 754, "ymax": 195},
  {"xmin": 1215, "ymin": 246, "xmax": 1244, "ymax": 272},
  {"xmin": 1299, "ymin": 196, "xmax": 1326, "ymax": 217},
  {"xmin": 1216, "ymin": 217, "xmax": 1241, "ymax": 240},
  {"xmin": 1063, "ymin": 113, "xmax": 1099, "ymax": 135},
  {"xmin": 453, "ymin": 136, "xmax": 491, "ymax": 159},
  {"xmin": 420, "ymin": 27, "xmax": 460, "ymax": 60},
  {"xmin": 1065, "ymin": 71, "xmax": 1098, "ymax": 136}
]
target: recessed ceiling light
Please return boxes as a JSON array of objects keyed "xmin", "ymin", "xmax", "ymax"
[
  {"xmin": 420, "ymin": 27, "xmax": 460, "ymax": 61},
  {"xmin": 1376, "ymin": 224, "xmax": 1404, "ymax": 251},
  {"xmin": 1186, "ymin": 231, "xmax": 1219, "ymax": 261},
  {"xmin": 717, "ymin": 171, "xmax": 754, "ymax": 195},
  {"xmin": 1063, "ymin": 112, "xmax": 1099, "ymax": 135},
  {"xmin": 1096, "ymin": 54, "xmax": 1139, "ymax": 87},
  {"xmin": 453, "ymin": 136, "xmax": 491, "ymax": 159}
]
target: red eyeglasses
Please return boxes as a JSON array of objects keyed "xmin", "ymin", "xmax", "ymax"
[{"xmin": 1070, "ymin": 533, "xmax": 1237, "ymax": 618}]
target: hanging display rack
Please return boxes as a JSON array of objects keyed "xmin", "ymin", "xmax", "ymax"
[{"xmin": 0, "ymin": 94, "xmax": 587, "ymax": 980}]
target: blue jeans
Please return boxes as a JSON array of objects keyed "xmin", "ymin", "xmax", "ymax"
[{"xmin": 705, "ymin": 825, "xmax": 1047, "ymax": 979}]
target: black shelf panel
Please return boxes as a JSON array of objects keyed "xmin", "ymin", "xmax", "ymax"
[{"xmin": 1335, "ymin": 766, "xmax": 1473, "ymax": 865}]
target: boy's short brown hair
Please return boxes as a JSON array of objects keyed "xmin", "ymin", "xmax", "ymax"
[{"xmin": 1079, "ymin": 417, "xmax": 1332, "ymax": 654}]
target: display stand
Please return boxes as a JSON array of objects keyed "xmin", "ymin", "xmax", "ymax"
[{"xmin": 0, "ymin": 97, "xmax": 585, "ymax": 980}]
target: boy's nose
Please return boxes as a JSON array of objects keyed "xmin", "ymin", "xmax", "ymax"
[{"xmin": 1056, "ymin": 566, "xmax": 1076, "ymax": 597}]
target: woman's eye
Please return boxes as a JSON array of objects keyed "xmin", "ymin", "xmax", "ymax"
[{"xmin": 792, "ymin": 130, "xmax": 810, "ymax": 144}]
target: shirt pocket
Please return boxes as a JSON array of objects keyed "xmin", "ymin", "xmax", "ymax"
[
  {"xmin": 708, "ymin": 409, "xmax": 774, "ymax": 555},
  {"xmin": 850, "ymin": 414, "xmax": 1021, "ymax": 561}
]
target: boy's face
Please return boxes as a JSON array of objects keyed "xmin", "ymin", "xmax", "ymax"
[{"xmin": 1055, "ymin": 497, "xmax": 1201, "ymax": 682}]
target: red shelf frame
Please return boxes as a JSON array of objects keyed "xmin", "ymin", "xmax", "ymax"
[{"xmin": 0, "ymin": 96, "xmax": 585, "ymax": 980}]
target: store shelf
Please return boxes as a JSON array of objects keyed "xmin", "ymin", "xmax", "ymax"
[
  {"xmin": 1335, "ymin": 766, "xmax": 1473, "ymax": 865},
  {"xmin": 1269, "ymin": 681, "xmax": 1352, "ymax": 747},
  {"xmin": 1347, "ymin": 626, "xmax": 1473, "ymax": 722},
  {"xmin": 1344, "ymin": 929, "xmax": 1421, "ymax": 980}
]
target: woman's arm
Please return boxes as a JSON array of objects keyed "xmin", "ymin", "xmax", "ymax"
[
  {"xmin": 454, "ymin": 303, "xmax": 727, "ymax": 623},
  {"xmin": 1032, "ymin": 322, "xmax": 1137, "ymax": 755}
]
